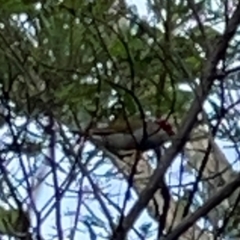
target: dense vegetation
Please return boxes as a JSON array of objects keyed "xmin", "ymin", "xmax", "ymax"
[{"xmin": 0, "ymin": 0, "xmax": 240, "ymax": 239}]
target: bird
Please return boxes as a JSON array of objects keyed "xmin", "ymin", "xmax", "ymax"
[{"xmin": 89, "ymin": 116, "xmax": 175, "ymax": 154}]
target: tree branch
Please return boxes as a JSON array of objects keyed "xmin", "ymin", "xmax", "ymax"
[
  {"xmin": 161, "ymin": 174, "xmax": 240, "ymax": 240},
  {"xmin": 110, "ymin": 3, "xmax": 240, "ymax": 239}
]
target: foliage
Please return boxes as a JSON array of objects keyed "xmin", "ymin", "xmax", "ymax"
[
  {"xmin": 0, "ymin": 206, "xmax": 30, "ymax": 238},
  {"xmin": 0, "ymin": 0, "xmax": 239, "ymax": 239}
]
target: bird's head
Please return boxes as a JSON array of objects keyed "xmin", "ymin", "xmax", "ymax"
[{"xmin": 155, "ymin": 118, "xmax": 175, "ymax": 136}]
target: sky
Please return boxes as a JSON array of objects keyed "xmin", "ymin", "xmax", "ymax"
[{"xmin": 2, "ymin": 0, "xmax": 240, "ymax": 240}]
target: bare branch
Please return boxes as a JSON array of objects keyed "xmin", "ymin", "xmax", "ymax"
[
  {"xmin": 162, "ymin": 174, "xmax": 240, "ymax": 240},
  {"xmin": 110, "ymin": 3, "xmax": 240, "ymax": 239}
]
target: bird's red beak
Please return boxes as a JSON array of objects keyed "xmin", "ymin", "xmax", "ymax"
[{"xmin": 155, "ymin": 118, "xmax": 175, "ymax": 136}]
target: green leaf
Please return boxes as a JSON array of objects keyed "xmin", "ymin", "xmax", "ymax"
[
  {"xmin": 0, "ymin": 0, "xmax": 34, "ymax": 14},
  {"xmin": 0, "ymin": 206, "xmax": 30, "ymax": 237}
]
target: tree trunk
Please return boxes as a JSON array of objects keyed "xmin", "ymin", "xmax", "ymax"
[
  {"xmin": 184, "ymin": 125, "xmax": 238, "ymax": 230},
  {"xmin": 97, "ymin": 145, "xmax": 214, "ymax": 240}
]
